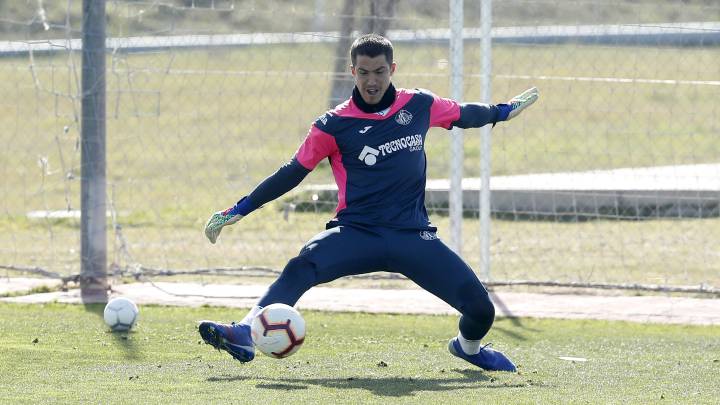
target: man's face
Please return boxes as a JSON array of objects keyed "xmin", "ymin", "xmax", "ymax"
[{"xmin": 351, "ymin": 54, "xmax": 396, "ymax": 105}]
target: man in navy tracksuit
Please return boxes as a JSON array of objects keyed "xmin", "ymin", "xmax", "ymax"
[{"xmin": 199, "ymin": 34, "xmax": 538, "ymax": 372}]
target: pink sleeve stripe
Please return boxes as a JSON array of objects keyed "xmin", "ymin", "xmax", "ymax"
[
  {"xmin": 430, "ymin": 95, "xmax": 461, "ymax": 129},
  {"xmin": 328, "ymin": 149, "xmax": 347, "ymax": 212},
  {"xmin": 295, "ymin": 125, "xmax": 338, "ymax": 170}
]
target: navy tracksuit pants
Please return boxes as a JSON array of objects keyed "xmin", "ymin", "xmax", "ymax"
[{"xmin": 258, "ymin": 224, "xmax": 495, "ymax": 340}]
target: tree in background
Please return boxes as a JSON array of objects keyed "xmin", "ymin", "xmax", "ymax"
[{"xmin": 329, "ymin": 0, "xmax": 397, "ymax": 107}]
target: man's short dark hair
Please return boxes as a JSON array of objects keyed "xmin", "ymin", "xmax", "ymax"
[{"xmin": 350, "ymin": 34, "xmax": 393, "ymax": 66}]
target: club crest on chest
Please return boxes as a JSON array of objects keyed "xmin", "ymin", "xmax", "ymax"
[{"xmin": 395, "ymin": 109, "xmax": 413, "ymax": 125}]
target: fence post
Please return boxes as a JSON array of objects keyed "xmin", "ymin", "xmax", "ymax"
[
  {"xmin": 479, "ymin": 0, "xmax": 492, "ymax": 281},
  {"xmin": 449, "ymin": 0, "xmax": 464, "ymax": 254},
  {"xmin": 328, "ymin": 0, "xmax": 356, "ymax": 108},
  {"xmin": 80, "ymin": 0, "xmax": 108, "ymax": 303}
]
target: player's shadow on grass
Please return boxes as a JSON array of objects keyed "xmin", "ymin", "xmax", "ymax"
[
  {"xmin": 491, "ymin": 322, "xmax": 537, "ymax": 342},
  {"xmin": 83, "ymin": 303, "xmax": 142, "ymax": 360},
  {"xmin": 489, "ymin": 293, "xmax": 542, "ymax": 342},
  {"xmin": 210, "ymin": 369, "xmax": 527, "ymax": 397},
  {"xmin": 255, "ymin": 383, "xmax": 308, "ymax": 391}
]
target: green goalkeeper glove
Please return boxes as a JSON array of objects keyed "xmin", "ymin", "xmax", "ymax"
[
  {"xmin": 204, "ymin": 209, "xmax": 243, "ymax": 244},
  {"xmin": 505, "ymin": 87, "xmax": 539, "ymax": 120}
]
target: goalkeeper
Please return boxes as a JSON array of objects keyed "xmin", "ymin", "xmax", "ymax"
[{"xmin": 199, "ymin": 34, "xmax": 538, "ymax": 372}]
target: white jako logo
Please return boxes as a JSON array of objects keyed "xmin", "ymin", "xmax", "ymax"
[
  {"xmin": 358, "ymin": 145, "xmax": 380, "ymax": 166},
  {"xmin": 395, "ymin": 109, "xmax": 413, "ymax": 125}
]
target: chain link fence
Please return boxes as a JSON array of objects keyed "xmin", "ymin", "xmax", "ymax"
[{"xmin": 1, "ymin": 0, "xmax": 718, "ymax": 293}]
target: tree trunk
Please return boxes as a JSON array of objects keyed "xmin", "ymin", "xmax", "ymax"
[
  {"xmin": 328, "ymin": 0, "xmax": 356, "ymax": 108},
  {"xmin": 363, "ymin": 0, "xmax": 396, "ymax": 36}
]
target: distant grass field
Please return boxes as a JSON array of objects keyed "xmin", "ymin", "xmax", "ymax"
[
  {"xmin": 1, "ymin": 303, "xmax": 718, "ymax": 404},
  {"xmin": 1, "ymin": 41, "xmax": 718, "ymax": 287}
]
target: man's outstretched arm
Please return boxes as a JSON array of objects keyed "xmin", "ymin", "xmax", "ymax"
[
  {"xmin": 204, "ymin": 158, "xmax": 310, "ymax": 244},
  {"xmin": 205, "ymin": 119, "xmax": 338, "ymax": 244},
  {"xmin": 452, "ymin": 87, "xmax": 539, "ymax": 129}
]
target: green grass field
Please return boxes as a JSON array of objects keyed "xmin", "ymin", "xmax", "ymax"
[{"xmin": 1, "ymin": 303, "xmax": 718, "ymax": 404}]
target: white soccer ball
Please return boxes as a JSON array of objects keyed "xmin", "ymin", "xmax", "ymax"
[
  {"xmin": 251, "ymin": 303, "xmax": 306, "ymax": 358},
  {"xmin": 103, "ymin": 297, "xmax": 139, "ymax": 332}
]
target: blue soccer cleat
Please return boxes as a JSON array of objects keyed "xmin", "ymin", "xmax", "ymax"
[
  {"xmin": 198, "ymin": 321, "xmax": 255, "ymax": 362},
  {"xmin": 448, "ymin": 338, "xmax": 517, "ymax": 372}
]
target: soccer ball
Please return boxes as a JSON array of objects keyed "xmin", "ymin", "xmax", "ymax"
[
  {"xmin": 103, "ymin": 297, "xmax": 139, "ymax": 332},
  {"xmin": 251, "ymin": 303, "xmax": 306, "ymax": 358}
]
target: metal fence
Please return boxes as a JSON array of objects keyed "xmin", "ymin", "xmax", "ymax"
[{"xmin": 1, "ymin": 0, "xmax": 718, "ymax": 294}]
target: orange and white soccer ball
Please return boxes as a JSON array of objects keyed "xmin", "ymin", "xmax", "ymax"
[{"xmin": 250, "ymin": 304, "xmax": 306, "ymax": 358}]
